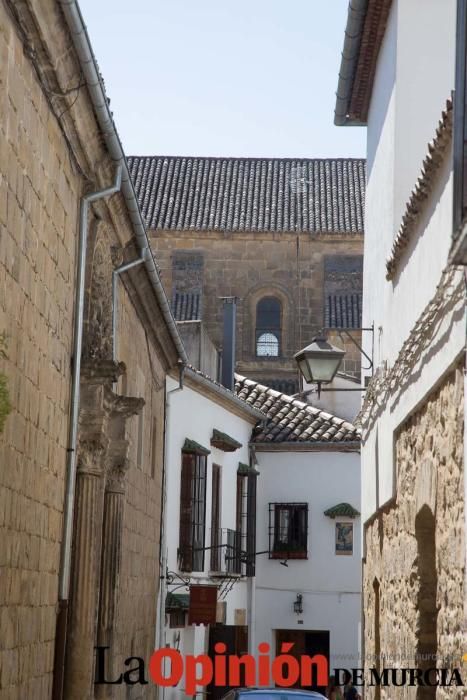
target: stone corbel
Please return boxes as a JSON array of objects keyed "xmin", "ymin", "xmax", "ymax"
[{"xmin": 105, "ymin": 393, "xmax": 145, "ymax": 494}]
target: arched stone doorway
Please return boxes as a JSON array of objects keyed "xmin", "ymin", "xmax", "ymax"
[{"xmin": 415, "ymin": 505, "xmax": 438, "ymax": 699}]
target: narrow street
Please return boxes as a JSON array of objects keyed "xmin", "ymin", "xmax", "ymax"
[{"xmin": 0, "ymin": 1, "xmax": 465, "ymax": 699}]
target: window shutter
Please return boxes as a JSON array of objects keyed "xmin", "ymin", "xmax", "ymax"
[
  {"xmin": 179, "ymin": 452, "xmax": 194, "ymax": 571},
  {"xmin": 246, "ymin": 472, "xmax": 257, "ymax": 577}
]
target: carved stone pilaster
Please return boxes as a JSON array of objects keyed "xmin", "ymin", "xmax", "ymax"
[
  {"xmin": 95, "ymin": 393, "xmax": 143, "ymax": 698},
  {"xmin": 65, "ymin": 361, "xmax": 144, "ymax": 700}
]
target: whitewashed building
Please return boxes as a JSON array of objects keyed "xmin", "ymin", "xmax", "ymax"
[
  {"xmin": 235, "ymin": 375, "xmax": 362, "ymax": 693},
  {"xmin": 159, "ymin": 366, "xmax": 264, "ymax": 700},
  {"xmin": 335, "ymin": 0, "xmax": 466, "ymax": 688}
]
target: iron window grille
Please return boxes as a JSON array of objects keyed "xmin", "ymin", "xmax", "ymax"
[
  {"xmin": 269, "ymin": 503, "xmax": 308, "ymax": 559},
  {"xmin": 210, "ymin": 528, "xmax": 243, "ymax": 575},
  {"xmin": 178, "ymin": 451, "xmax": 207, "ymax": 572},
  {"xmin": 255, "ymin": 297, "xmax": 281, "ymax": 357}
]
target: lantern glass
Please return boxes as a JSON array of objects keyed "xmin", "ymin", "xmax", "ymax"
[{"xmin": 294, "ymin": 337, "xmax": 346, "ymax": 385}]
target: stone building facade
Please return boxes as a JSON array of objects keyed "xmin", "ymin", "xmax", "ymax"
[
  {"xmin": 336, "ymin": 0, "xmax": 465, "ymax": 695},
  {"xmin": 363, "ymin": 366, "xmax": 464, "ymax": 697},
  {"xmin": 0, "ymin": 1, "xmax": 183, "ymax": 698},
  {"xmin": 129, "ymin": 156, "xmax": 366, "ymax": 394}
]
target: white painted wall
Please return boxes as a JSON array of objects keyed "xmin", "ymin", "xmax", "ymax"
[
  {"xmin": 253, "ymin": 449, "xmax": 361, "ymax": 670},
  {"xmin": 162, "ymin": 375, "xmax": 257, "ymax": 700},
  {"xmin": 303, "ymin": 374, "xmax": 363, "ymax": 423},
  {"xmin": 361, "ymin": 0, "xmax": 465, "ymax": 521}
]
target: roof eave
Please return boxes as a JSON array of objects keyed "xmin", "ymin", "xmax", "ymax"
[
  {"xmin": 334, "ymin": 0, "xmax": 370, "ymax": 126},
  {"xmin": 334, "ymin": 0, "xmax": 393, "ymax": 127},
  {"xmin": 179, "ymin": 368, "xmax": 266, "ymax": 423},
  {"xmin": 251, "ymin": 441, "xmax": 361, "ymax": 452}
]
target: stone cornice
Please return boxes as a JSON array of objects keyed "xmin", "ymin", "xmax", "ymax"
[
  {"xmin": 153, "ymin": 229, "xmax": 364, "ymax": 241},
  {"xmin": 386, "ymin": 100, "xmax": 453, "ymax": 280}
]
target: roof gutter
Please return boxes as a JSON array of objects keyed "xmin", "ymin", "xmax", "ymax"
[
  {"xmin": 183, "ymin": 367, "xmax": 266, "ymax": 422},
  {"xmin": 252, "ymin": 441, "xmax": 361, "ymax": 452},
  {"xmin": 334, "ymin": 0, "xmax": 369, "ymax": 126},
  {"xmin": 58, "ymin": 0, "xmax": 187, "ymax": 365}
]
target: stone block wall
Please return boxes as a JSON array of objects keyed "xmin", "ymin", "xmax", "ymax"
[
  {"xmin": 0, "ymin": 1, "xmax": 176, "ymax": 696},
  {"xmin": 151, "ymin": 230, "xmax": 363, "ymax": 388},
  {"xmin": 109, "ymin": 278, "xmax": 167, "ymax": 699},
  {"xmin": 0, "ymin": 2, "xmax": 80, "ymax": 694},
  {"xmin": 363, "ymin": 366, "xmax": 465, "ymax": 700}
]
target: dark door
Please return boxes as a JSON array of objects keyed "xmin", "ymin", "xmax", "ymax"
[
  {"xmin": 207, "ymin": 624, "xmax": 248, "ymax": 700},
  {"xmin": 275, "ymin": 629, "xmax": 330, "ymax": 694}
]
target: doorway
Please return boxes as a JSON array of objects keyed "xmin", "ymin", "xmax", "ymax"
[
  {"xmin": 275, "ymin": 629, "xmax": 330, "ymax": 694},
  {"xmin": 207, "ymin": 624, "xmax": 248, "ymax": 700}
]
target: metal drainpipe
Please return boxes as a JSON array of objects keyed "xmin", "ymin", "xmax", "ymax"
[
  {"xmin": 155, "ymin": 362, "xmax": 185, "ymax": 700},
  {"xmin": 53, "ymin": 165, "xmax": 122, "ymax": 700},
  {"xmin": 112, "ymin": 255, "xmax": 146, "ymax": 363},
  {"xmin": 59, "ymin": 0, "xmax": 188, "ymax": 367}
]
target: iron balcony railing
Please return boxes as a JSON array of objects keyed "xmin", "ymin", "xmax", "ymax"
[{"xmin": 210, "ymin": 528, "xmax": 242, "ymax": 575}]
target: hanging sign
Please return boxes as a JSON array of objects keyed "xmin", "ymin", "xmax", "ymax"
[{"xmin": 188, "ymin": 584, "xmax": 218, "ymax": 625}]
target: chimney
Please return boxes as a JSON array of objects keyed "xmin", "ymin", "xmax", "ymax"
[{"xmin": 221, "ymin": 297, "xmax": 237, "ymax": 390}]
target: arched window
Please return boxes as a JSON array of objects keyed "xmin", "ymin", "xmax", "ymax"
[{"xmin": 256, "ymin": 297, "xmax": 281, "ymax": 357}]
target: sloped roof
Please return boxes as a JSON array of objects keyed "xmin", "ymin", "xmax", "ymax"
[
  {"xmin": 325, "ymin": 292, "xmax": 362, "ymax": 329},
  {"xmin": 234, "ymin": 375, "xmax": 360, "ymax": 444},
  {"xmin": 127, "ymin": 156, "xmax": 366, "ymax": 234},
  {"xmin": 172, "ymin": 292, "xmax": 202, "ymax": 321},
  {"xmin": 324, "ymin": 502, "xmax": 360, "ymax": 518}
]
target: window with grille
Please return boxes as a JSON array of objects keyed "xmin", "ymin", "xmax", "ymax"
[
  {"xmin": 256, "ymin": 297, "xmax": 281, "ymax": 357},
  {"xmin": 178, "ymin": 451, "xmax": 207, "ymax": 572},
  {"xmin": 269, "ymin": 503, "xmax": 308, "ymax": 559}
]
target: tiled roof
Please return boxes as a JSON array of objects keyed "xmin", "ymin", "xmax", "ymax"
[
  {"xmin": 386, "ymin": 100, "xmax": 452, "ymax": 280},
  {"xmin": 324, "ymin": 502, "xmax": 360, "ymax": 518},
  {"xmin": 183, "ymin": 366, "xmax": 266, "ymax": 421},
  {"xmin": 211, "ymin": 429, "xmax": 242, "ymax": 452},
  {"xmin": 325, "ymin": 293, "xmax": 362, "ymax": 329},
  {"xmin": 172, "ymin": 292, "xmax": 201, "ymax": 321},
  {"xmin": 234, "ymin": 375, "xmax": 360, "ymax": 444},
  {"xmin": 166, "ymin": 592, "xmax": 189, "ymax": 610},
  {"xmin": 262, "ymin": 378, "xmax": 300, "ymax": 396},
  {"xmin": 127, "ymin": 156, "xmax": 366, "ymax": 234},
  {"xmin": 182, "ymin": 438, "xmax": 211, "ymax": 456}
]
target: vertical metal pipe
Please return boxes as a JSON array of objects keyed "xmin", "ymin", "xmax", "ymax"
[
  {"xmin": 112, "ymin": 256, "xmax": 145, "ymax": 363},
  {"xmin": 59, "ymin": 165, "xmax": 122, "ymax": 601},
  {"xmin": 155, "ymin": 364, "xmax": 185, "ymax": 700},
  {"xmin": 221, "ymin": 297, "xmax": 237, "ymax": 390},
  {"xmin": 53, "ymin": 166, "xmax": 122, "ymax": 700}
]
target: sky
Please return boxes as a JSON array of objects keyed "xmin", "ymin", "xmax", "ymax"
[{"xmin": 78, "ymin": 0, "xmax": 366, "ymax": 159}]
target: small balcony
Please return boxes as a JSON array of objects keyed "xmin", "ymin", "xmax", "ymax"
[{"xmin": 210, "ymin": 528, "xmax": 243, "ymax": 576}]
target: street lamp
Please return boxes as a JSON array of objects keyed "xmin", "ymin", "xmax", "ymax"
[
  {"xmin": 294, "ymin": 336, "xmax": 346, "ymax": 398},
  {"xmin": 293, "ymin": 593, "xmax": 303, "ymax": 615}
]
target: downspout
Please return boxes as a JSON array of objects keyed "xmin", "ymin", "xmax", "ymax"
[
  {"xmin": 59, "ymin": 0, "xmax": 187, "ymax": 367},
  {"xmin": 53, "ymin": 165, "xmax": 122, "ymax": 699},
  {"xmin": 155, "ymin": 362, "xmax": 185, "ymax": 700},
  {"xmin": 112, "ymin": 256, "xmax": 146, "ymax": 363}
]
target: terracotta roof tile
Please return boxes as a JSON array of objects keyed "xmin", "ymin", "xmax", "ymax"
[
  {"xmin": 127, "ymin": 156, "xmax": 366, "ymax": 234},
  {"xmin": 235, "ymin": 375, "xmax": 360, "ymax": 444}
]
